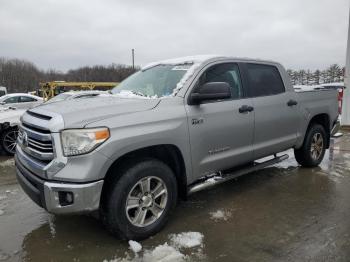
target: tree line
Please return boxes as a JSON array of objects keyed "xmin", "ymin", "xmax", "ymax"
[
  {"xmin": 0, "ymin": 57, "xmax": 345, "ymax": 93},
  {"xmin": 0, "ymin": 57, "xmax": 138, "ymax": 93},
  {"xmin": 287, "ymin": 64, "xmax": 345, "ymax": 86}
]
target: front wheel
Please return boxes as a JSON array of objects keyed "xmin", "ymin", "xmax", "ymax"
[
  {"xmin": 1, "ymin": 127, "xmax": 18, "ymax": 156},
  {"xmin": 294, "ymin": 124, "xmax": 327, "ymax": 167},
  {"xmin": 103, "ymin": 159, "xmax": 178, "ymax": 240}
]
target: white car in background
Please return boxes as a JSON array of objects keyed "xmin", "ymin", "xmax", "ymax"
[{"xmin": 0, "ymin": 93, "xmax": 43, "ymax": 110}]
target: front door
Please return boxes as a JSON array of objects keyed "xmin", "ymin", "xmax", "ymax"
[{"xmin": 185, "ymin": 62, "xmax": 255, "ymax": 179}]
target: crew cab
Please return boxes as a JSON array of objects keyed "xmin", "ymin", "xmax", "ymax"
[{"xmin": 15, "ymin": 56, "xmax": 338, "ymax": 240}]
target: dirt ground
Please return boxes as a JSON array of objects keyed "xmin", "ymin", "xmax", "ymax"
[{"xmin": 0, "ymin": 134, "xmax": 350, "ymax": 261}]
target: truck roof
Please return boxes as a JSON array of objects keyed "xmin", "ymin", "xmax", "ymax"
[{"xmin": 142, "ymin": 55, "xmax": 281, "ymax": 70}]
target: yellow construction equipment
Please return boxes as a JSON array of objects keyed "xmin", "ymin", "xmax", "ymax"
[{"xmin": 39, "ymin": 81, "xmax": 119, "ymax": 100}]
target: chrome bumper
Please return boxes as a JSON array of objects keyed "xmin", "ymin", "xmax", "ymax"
[{"xmin": 15, "ymin": 153, "xmax": 104, "ymax": 214}]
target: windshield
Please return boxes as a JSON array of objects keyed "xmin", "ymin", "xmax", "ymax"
[
  {"xmin": 47, "ymin": 93, "xmax": 72, "ymax": 103},
  {"xmin": 111, "ymin": 64, "xmax": 193, "ymax": 97},
  {"xmin": 0, "ymin": 95, "xmax": 10, "ymax": 102}
]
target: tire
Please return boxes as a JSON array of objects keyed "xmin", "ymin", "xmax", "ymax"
[
  {"xmin": 103, "ymin": 158, "xmax": 178, "ymax": 240},
  {"xmin": 1, "ymin": 127, "xmax": 18, "ymax": 156},
  {"xmin": 294, "ymin": 124, "xmax": 327, "ymax": 167}
]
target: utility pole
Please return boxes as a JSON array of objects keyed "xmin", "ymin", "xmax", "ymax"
[
  {"xmin": 341, "ymin": 7, "xmax": 350, "ymax": 126},
  {"xmin": 132, "ymin": 49, "xmax": 135, "ymax": 70}
]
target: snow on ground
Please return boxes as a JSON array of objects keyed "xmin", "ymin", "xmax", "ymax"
[
  {"xmin": 128, "ymin": 240, "xmax": 142, "ymax": 253},
  {"xmin": 0, "ymin": 159, "xmax": 15, "ymax": 167},
  {"xmin": 143, "ymin": 244, "xmax": 184, "ymax": 262},
  {"xmin": 210, "ymin": 209, "xmax": 232, "ymax": 221},
  {"xmin": 169, "ymin": 232, "xmax": 204, "ymax": 249},
  {"xmin": 106, "ymin": 232, "xmax": 204, "ymax": 262}
]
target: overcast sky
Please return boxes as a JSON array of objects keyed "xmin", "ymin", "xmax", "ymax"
[{"xmin": 0, "ymin": 0, "xmax": 349, "ymax": 71}]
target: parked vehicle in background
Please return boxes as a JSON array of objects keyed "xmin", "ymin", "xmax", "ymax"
[
  {"xmin": 45, "ymin": 90, "xmax": 109, "ymax": 104},
  {"xmin": 0, "ymin": 87, "xmax": 7, "ymax": 97},
  {"xmin": 0, "ymin": 93, "xmax": 43, "ymax": 110},
  {"xmin": 15, "ymin": 56, "xmax": 339, "ymax": 240},
  {"xmin": 0, "ymin": 91, "xmax": 109, "ymax": 155},
  {"xmin": 0, "ymin": 108, "xmax": 25, "ymax": 155}
]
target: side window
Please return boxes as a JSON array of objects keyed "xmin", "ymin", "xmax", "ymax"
[
  {"xmin": 246, "ymin": 64, "xmax": 285, "ymax": 97},
  {"xmin": 198, "ymin": 63, "xmax": 243, "ymax": 100},
  {"xmin": 4, "ymin": 96, "xmax": 19, "ymax": 104},
  {"xmin": 20, "ymin": 96, "xmax": 36, "ymax": 102}
]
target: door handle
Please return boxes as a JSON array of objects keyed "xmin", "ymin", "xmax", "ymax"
[
  {"xmin": 287, "ymin": 99, "xmax": 298, "ymax": 106},
  {"xmin": 239, "ymin": 105, "xmax": 254, "ymax": 113}
]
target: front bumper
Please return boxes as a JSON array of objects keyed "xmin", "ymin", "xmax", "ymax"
[{"xmin": 15, "ymin": 154, "xmax": 104, "ymax": 214}]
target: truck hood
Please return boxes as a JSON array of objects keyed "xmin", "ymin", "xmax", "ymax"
[{"xmin": 30, "ymin": 96, "xmax": 160, "ymax": 128}]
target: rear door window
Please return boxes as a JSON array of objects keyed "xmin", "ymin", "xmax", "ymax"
[
  {"xmin": 246, "ymin": 63, "xmax": 285, "ymax": 97},
  {"xmin": 20, "ymin": 96, "xmax": 37, "ymax": 102}
]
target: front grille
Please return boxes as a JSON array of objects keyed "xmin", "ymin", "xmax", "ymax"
[{"xmin": 19, "ymin": 121, "xmax": 54, "ymax": 163}]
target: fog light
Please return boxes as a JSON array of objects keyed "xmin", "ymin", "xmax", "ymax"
[{"xmin": 58, "ymin": 191, "xmax": 74, "ymax": 206}]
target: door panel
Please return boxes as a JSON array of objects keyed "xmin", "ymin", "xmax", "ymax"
[
  {"xmin": 185, "ymin": 98, "xmax": 254, "ymax": 178},
  {"xmin": 241, "ymin": 63, "xmax": 299, "ymax": 159},
  {"xmin": 252, "ymin": 92, "xmax": 299, "ymax": 159}
]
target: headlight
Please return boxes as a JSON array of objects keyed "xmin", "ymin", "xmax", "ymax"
[{"xmin": 61, "ymin": 128, "xmax": 110, "ymax": 156}]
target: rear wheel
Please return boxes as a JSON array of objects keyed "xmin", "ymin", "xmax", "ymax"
[
  {"xmin": 1, "ymin": 127, "xmax": 18, "ymax": 155},
  {"xmin": 103, "ymin": 159, "xmax": 178, "ymax": 240},
  {"xmin": 294, "ymin": 124, "xmax": 326, "ymax": 167}
]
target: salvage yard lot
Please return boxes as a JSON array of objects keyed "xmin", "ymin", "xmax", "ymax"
[{"xmin": 1, "ymin": 134, "xmax": 350, "ymax": 261}]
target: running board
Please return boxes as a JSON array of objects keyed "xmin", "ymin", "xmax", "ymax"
[{"xmin": 188, "ymin": 154, "xmax": 289, "ymax": 195}]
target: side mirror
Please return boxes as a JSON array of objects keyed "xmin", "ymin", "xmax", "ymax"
[{"xmin": 189, "ymin": 82, "xmax": 231, "ymax": 105}]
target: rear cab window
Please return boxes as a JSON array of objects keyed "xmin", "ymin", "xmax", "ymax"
[{"xmin": 245, "ymin": 63, "xmax": 285, "ymax": 97}]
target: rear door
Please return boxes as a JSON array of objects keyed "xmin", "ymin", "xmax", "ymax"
[
  {"xmin": 19, "ymin": 96, "xmax": 38, "ymax": 109},
  {"xmin": 242, "ymin": 63, "xmax": 299, "ymax": 159},
  {"xmin": 185, "ymin": 62, "xmax": 254, "ymax": 178}
]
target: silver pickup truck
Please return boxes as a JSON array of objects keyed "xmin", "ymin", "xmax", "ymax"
[{"xmin": 15, "ymin": 56, "xmax": 338, "ymax": 240}]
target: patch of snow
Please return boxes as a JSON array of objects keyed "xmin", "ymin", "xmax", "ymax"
[
  {"xmin": 169, "ymin": 232, "xmax": 204, "ymax": 249},
  {"xmin": 128, "ymin": 240, "xmax": 142, "ymax": 253},
  {"xmin": 106, "ymin": 90, "xmax": 157, "ymax": 99},
  {"xmin": 0, "ymin": 209, "xmax": 4, "ymax": 216},
  {"xmin": 106, "ymin": 232, "xmax": 204, "ymax": 262},
  {"xmin": 143, "ymin": 243, "xmax": 184, "ymax": 262},
  {"xmin": 0, "ymin": 159, "xmax": 15, "ymax": 167},
  {"xmin": 210, "ymin": 209, "xmax": 232, "ymax": 221}
]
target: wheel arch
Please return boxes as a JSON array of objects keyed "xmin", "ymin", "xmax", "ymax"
[
  {"xmin": 100, "ymin": 144, "xmax": 188, "ymax": 209},
  {"xmin": 304, "ymin": 113, "xmax": 331, "ymax": 149}
]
